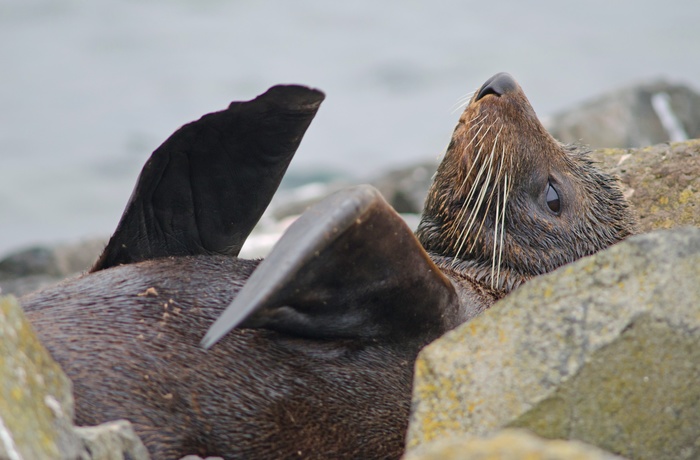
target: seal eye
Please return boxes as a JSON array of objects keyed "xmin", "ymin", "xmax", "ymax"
[{"xmin": 546, "ymin": 183, "xmax": 561, "ymax": 214}]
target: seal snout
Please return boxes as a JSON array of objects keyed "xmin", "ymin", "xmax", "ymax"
[{"xmin": 475, "ymin": 72, "xmax": 518, "ymax": 101}]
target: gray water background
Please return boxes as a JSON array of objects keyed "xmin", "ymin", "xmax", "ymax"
[{"xmin": 1, "ymin": 0, "xmax": 699, "ymax": 256}]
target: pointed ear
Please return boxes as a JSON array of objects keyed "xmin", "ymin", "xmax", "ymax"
[
  {"xmin": 91, "ymin": 85, "xmax": 325, "ymax": 272},
  {"xmin": 201, "ymin": 185, "xmax": 458, "ymax": 349}
]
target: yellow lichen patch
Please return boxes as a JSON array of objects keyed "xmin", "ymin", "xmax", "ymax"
[
  {"xmin": 542, "ymin": 285, "xmax": 554, "ymax": 299},
  {"xmin": 678, "ymin": 187, "xmax": 695, "ymax": 205}
]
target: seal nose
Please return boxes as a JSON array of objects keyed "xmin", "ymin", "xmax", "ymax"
[{"xmin": 475, "ymin": 72, "xmax": 518, "ymax": 101}]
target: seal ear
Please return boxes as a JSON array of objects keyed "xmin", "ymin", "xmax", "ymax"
[
  {"xmin": 91, "ymin": 85, "xmax": 325, "ymax": 272},
  {"xmin": 201, "ymin": 185, "xmax": 459, "ymax": 349}
]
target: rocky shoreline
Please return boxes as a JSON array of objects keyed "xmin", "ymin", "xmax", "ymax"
[{"xmin": 1, "ymin": 81, "xmax": 699, "ymax": 459}]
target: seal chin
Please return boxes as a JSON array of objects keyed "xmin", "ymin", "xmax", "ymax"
[{"xmin": 417, "ymin": 72, "xmax": 636, "ymax": 292}]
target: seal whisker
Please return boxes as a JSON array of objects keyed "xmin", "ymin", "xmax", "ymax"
[
  {"xmin": 497, "ymin": 171, "xmax": 510, "ymax": 289},
  {"xmin": 465, "ymin": 114, "xmax": 488, "ymax": 135},
  {"xmin": 454, "ymin": 124, "xmax": 502, "ymax": 262},
  {"xmin": 463, "ymin": 118, "xmax": 485, "ymax": 151},
  {"xmin": 451, "ymin": 91, "xmax": 476, "ymax": 113},
  {"xmin": 446, "ymin": 117, "xmax": 494, "ymax": 242},
  {"xmin": 448, "ymin": 151, "xmax": 483, "ymax": 242},
  {"xmin": 489, "ymin": 139, "xmax": 508, "ymax": 288},
  {"xmin": 450, "ymin": 120, "xmax": 495, "ymax": 241},
  {"xmin": 466, "ymin": 124, "xmax": 503, "ymax": 255},
  {"xmin": 491, "ymin": 186, "xmax": 500, "ymax": 289},
  {"xmin": 457, "ymin": 117, "xmax": 490, "ymax": 193},
  {"xmin": 492, "ymin": 147, "xmax": 510, "ymax": 291},
  {"xmin": 466, "ymin": 142, "xmax": 497, "ymax": 255}
]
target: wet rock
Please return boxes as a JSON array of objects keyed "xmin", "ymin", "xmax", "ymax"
[
  {"xmin": 0, "ymin": 295, "xmax": 82, "ymax": 459},
  {"xmin": 407, "ymin": 228, "xmax": 700, "ymax": 460},
  {"xmin": 268, "ymin": 181, "xmax": 350, "ymax": 221},
  {"xmin": 370, "ymin": 161, "xmax": 437, "ymax": 214},
  {"xmin": 403, "ymin": 429, "xmax": 625, "ymax": 460},
  {"xmin": 546, "ymin": 80, "xmax": 700, "ymax": 148},
  {"xmin": 0, "ymin": 238, "xmax": 105, "ymax": 296},
  {"xmin": 76, "ymin": 419, "xmax": 150, "ymax": 460},
  {"xmin": 590, "ymin": 139, "xmax": 700, "ymax": 231},
  {"xmin": 267, "ymin": 160, "xmax": 435, "ymax": 222}
]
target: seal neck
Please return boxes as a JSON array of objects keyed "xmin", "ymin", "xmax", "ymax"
[{"xmin": 427, "ymin": 252, "xmax": 531, "ymax": 296}]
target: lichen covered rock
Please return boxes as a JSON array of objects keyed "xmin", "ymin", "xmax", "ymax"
[
  {"xmin": 76, "ymin": 419, "xmax": 150, "ymax": 460},
  {"xmin": 0, "ymin": 295, "xmax": 81, "ymax": 459},
  {"xmin": 403, "ymin": 429, "xmax": 625, "ymax": 460},
  {"xmin": 590, "ymin": 139, "xmax": 700, "ymax": 231},
  {"xmin": 407, "ymin": 228, "xmax": 700, "ymax": 460}
]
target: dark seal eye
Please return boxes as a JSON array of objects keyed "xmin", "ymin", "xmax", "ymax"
[{"xmin": 545, "ymin": 182, "xmax": 561, "ymax": 214}]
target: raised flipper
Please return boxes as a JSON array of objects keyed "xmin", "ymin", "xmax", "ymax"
[
  {"xmin": 201, "ymin": 185, "xmax": 459, "ymax": 349},
  {"xmin": 92, "ymin": 85, "xmax": 325, "ymax": 272}
]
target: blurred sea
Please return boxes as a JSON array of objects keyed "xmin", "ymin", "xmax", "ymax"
[{"xmin": 1, "ymin": 0, "xmax": 699, "ymax": 255}]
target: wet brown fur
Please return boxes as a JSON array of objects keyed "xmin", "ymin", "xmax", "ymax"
[
  {"xmin": 417, "ymin": 75, "xmax": 636, "ymax": 293},
  {"xmin": 21, "ymin": 75, "xmax": 636, "ymax": 459},
  {"xmin": 23, "ymin": 256, "xmax": 414, "ymax": 459}
]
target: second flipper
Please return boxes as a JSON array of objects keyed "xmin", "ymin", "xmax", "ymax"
[
  {"xmin": 201, "ymin": 185, "xmax": 459, "ymax": 349},
  {"xmin": 92, "ymin": 85, "xmax": 325, "ymax": 272}
]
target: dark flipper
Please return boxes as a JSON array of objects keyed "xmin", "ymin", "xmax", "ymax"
[
  {"xmin": 92, "ymin": 85, "xmax": 325, "ymax": 272},
  {"xmin": 201, "ymin": 185, "xmax": 459, "ymax": 349}
]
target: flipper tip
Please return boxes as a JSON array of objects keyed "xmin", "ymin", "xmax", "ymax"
[{"xmin": 199, "ymin": 331, "xmax": 220, "ymax": 350}]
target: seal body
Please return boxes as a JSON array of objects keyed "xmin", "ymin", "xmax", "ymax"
[
  {"xmin": 21, "ymin": 74, "xmax": 636, "ymax": 459},
  {"xmin": 24, "ymin": 256, "xmax": 415, "ymax": 459}
]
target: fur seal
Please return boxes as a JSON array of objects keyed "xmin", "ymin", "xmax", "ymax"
[{"xmin": 21, "ymin": 73, "xmax": 635, "ymax": 459}]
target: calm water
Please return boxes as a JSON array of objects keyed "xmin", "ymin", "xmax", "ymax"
[{"xmin": 1, "ymin": 0, "xmax": 699, "ymax": 255}]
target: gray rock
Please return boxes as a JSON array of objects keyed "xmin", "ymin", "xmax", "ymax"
[
  {"xmin": 268, "ymin": 181, "xmax": 350, "ymax": 221},
  {"xmin": 76, "ymin": 420, "xmax": 150, "ymax": 460},
  {"xmin": 0, "ymin": 238, "xmax": 105, "ymax": 296},
  {"xmin": 403, "ymin": 429, "xmax": 626, "ymax": 460},
  {"xmin": 407, "ymin": 228, "xmax": 700, "ymax": 460},
  {"xmin": 370, "ymin": 161, "xmax": 437, "ymax": 214},
  {"xmin": 546, "ymin": 80, "xmax": 700, "ymax": 149},
  {"xmin": 590, "ymin": 139, "xmax": 700, "ymax": 232},
  {"xmin": 0, "ymin": 295, "xmax": 82, "ymax": 459}
]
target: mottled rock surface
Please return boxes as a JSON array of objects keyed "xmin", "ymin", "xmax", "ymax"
[
  {"xmin": 408, "ymin": 228, "xmax": 700, "ymax": 460},
  {"xmin": 403, "ymin": 429, "xmax": 625, "ymax": 460},
  {"xmin": 0, "ymin": 295, "xmax": 81, "ymax": 459},
  {"xmin": 0, "ymin": 238, "xmax": 105, "ymax": 297},
  {"xmin": 371, "ymin": 161, "xmax": 436, "ymax": 214},
  {"xmin": 76, "ymin": 419, "xmax": 150, "ymax": 460},
  {"xmin": 590, "ymin": 139, "xmax": 700, "ymax": 230},
  {"xmin": 546, "ymin": 80, "xmax": 700, "ymax": 148}
]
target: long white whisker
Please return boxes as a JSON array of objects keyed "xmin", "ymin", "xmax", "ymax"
[
  {"xmin": 450, "ymin": 91, "xmax": 476, "ymax": 113},
  {"xmin": 454, "ymin": 123, "xmax": 503, "ymax": 261},
  {"xmin": 447, "ymin": 116, "xmax": 491, "ymax": 241},
  {"xmin": 466, "ymin": 124, "xmax": 503, "ymax": 254},
  {"xmin": 496, "ymin": 171, "xmax": 509, "ymax": 289}
]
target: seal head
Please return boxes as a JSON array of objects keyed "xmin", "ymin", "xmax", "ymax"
[{"xmin": 417, "ymin": 72, "xmax": 637, "ymax": 293}]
